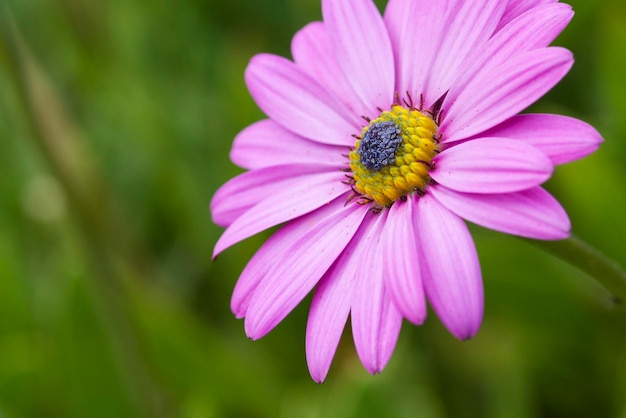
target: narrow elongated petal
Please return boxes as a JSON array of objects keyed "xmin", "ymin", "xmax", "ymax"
[
  {"xmin": 499, "ymin": 0, "xmax": 559, "ymax": 30},
  {"xmin": 384, "ymin": 0, "xmax": 451, "ymax": 105},
  {"xmin": 477, "ymin": 114, "xmax": 603, "ymax": 165},
  {"xmin": 382, "ymin": 197, "xmax": 427, "ymax": 325},
  {"xmin": 492, "ymin": 3, "xmax": 572, "ymax": 55},
  {"xmin": 430, "ymin": 185, "xmax": 571, "ymax": 240},
  {"xmin": 351, "ymin": 213, "xmax": 403, "ymax": 375},
  {"xmin": 424, "ymin": 0, "xmax": 506, "ymax": 106},
  {"xmin": 440, "ymin": 47, "xmax": 573, "ymax": 142},
  {"xmin": 231, "ymin": 201, "xmax": 340, "ymax": 318},
  {"xmin": 306, "ymin": 216, "xmax": 373, "ymax": 383},
  {"xmin": 431, "ymin": 138, "xmax": 553, "ymax": 194},
  {"xmin": 291, "ymin": 22, "xmax": 367, "ymax": 122},
  {"xmin": 213, "ymin": 171, "xmax": 347, "ymax": 256},
  {"xmin": 322, "ymin": 0, "xmax": 394, "ymax": 114},
  {"xmin": 210, "ymin": 164, "xmax": 331, "ymax": 228},
  {"xmin": 246, "ymin": 53, "xmax": 356, "ymax": 146},
  {"xmin": 230, "ymin": 119, "xmax": 346, "ymax": 170},
  {"xmin": 446, "ymin": 3, "xmax": 573, "ymax": 101},
  {"xmin": 245, "ymin": 204, "xmax": 369, "ymax": 340},
  {"xmin": 416, "ymin": 195, "xmax": 483, "ymax": 340}
]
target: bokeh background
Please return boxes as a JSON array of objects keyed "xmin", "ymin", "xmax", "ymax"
[{"xmin": 1, "ymin": 0, "xmax": 625, "ymax": 417}]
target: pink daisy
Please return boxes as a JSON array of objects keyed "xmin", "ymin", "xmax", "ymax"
[{"xmin": 211, "ymin": 0, "xmax": 602, "ymax": 382}]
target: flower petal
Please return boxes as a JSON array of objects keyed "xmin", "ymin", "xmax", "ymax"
[
  {"xmin": 423, "ymin": 0, "xmax": 506, "ymax": 106},
  {"xmin": 445, "ymin": 2, "xmax": 573, "ymax": 102},
  {"xmin": 430, "ymin": 185, "xmax": 571, "ymax": 240},
  {"xmin": 230, "ymin": 119, "xmax": 346, "ymax": 170},
  {"xmin": 440, "ymin": 47, "xmax": 574, "ymax": 142},
  {"xmin": 382, "ymin": 197, "xmax": 427, "ymax": 325},
  {"xmin": 210, "ymin": 164, "xmax": 329, "ymax": 227},
  {"xmin": 322, "ymin": 0, "xmax": 394, "ymax": 114},
  {"xmin": 306, "ymin": 216, "xmax": 372, "ymax": 383},
  {"xmin": 477, "ymin": 114, "xmax": 604, "ymax": 165},
  {"xmin": 291, "ymin": 22, "xmax": 368, "ymax": 123},
  {"xmin": 213, "ymin": 171, "xmax": 348, "ymax": 257},
  {"xmin": 499, "ymin": 0, "xmax": 559, "ymax": 30},
  {"xmin": 245, "ymin": 53, "xmax": 356, "ymax": 146},
  {"xmin": 244, "ymin": 204, "xmax": 368, "ymax": 340},
  {"xmin": 432, "ymin": 138, "xmax": 553, "ymax": 194},
  {"xmin": 416, "ymin": 194, "xmax": 483, "ymax": 340},
  {"xmin": 384, "ymin": 0, "xmax": 451, "ymax": 106},
  {"xmin": 231, "ymin": 201, "xmax": 339, "ymax": 319},
  {"xmin": 351, "ymin": 213, "xmax": 403, "ymax": 375}
]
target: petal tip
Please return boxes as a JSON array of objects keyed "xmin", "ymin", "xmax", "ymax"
[
  {"xmin": 363, "ymin": 364, "xmax": 384, "ymax": 376},
  {"xmin": 308, "ymin": 368, "xmax": 329, "ymax": 384},
  {"xmin": 451, "ymin": 322, "xmax": 482, "ymax": 341},
  {"xmin": 212, "ymin": 241, "xmax": 225, "ymax": 259},
  {"xmin": 231, "ymin": 299, "xmax": 246, "ymax": 319},
  {"xmin": 403, "ymin": 310, "xmax": 427, "ymax": 326},
  {"xmin": 244, "ymin": 317, "xmax": 268, "ymax": 341}
]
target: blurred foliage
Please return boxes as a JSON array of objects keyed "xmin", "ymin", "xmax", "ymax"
[{"xmin": 0, "ymin": 0, "xmax": 625, "ymax": 417}]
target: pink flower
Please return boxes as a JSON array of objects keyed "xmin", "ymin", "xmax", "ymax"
[{"xmin": 211, "ymin": 0, "xmax": 602, "ymax": 382}]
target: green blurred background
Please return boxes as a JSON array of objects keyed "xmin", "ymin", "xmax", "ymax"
[{"xmin": 1, "ymin": 0, "xmax": 625, "ymax": 417}]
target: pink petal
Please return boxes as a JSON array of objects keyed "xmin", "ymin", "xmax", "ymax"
[
  {"xmin": 245, "ymin": 53, "xmax": 356, "ymax": 146},
  {"xmin": 384, "ymin": 0, "xmax": 452, "ymax": 106},
  {"xmin": 231, "ymin": 201, "xmax": 339, "ymax": 319},
  {"xmin": 440, "ymin": 47, "xmax": 574, "ymax": 143},
  {"xmin": 381, "ymin": 197, "xmax": 427, "ymax": 325},
  {"xmin": 305, "ymin": 216, "xmax": 373, "ymax": 383},
  {"xmin": 431, "ymin": 138, "xmax": 553, "ymax": 194},
  {"xmin": 446, "ymin": 3, "xmax": 574, "ymax": 102},
  {"xmin": 244, "ymin": 204, "xmax": 369, "ymax": 340},
  {"xmin": 499, "ymin": 0, "xmax": 559, "ymax": 30},
  {"xmin": 351, "ymin": 213, "xmax": 403, "ymax": 375},
  {"xmin": 291, "ymin": 22, "xmax": 368, "ymax": 123},
  {"xmin": 210, "ymin": 164, "xmax": 329, "ymax": 228},
  {"xmin": 230, "ymin": 119, "xmax": 346, "ymax": 170},
  {"xmin": 423, "ymin": 0, "xmax": 506, "ymax": 107},
  {"xmin": 213, "ymin": 171, "xmax": 348, "ymax": 257},
  {"xmin": 477, "ymin": 114, "xmax": 603, "ymax": 165},
  {"xmin": 430, "ymin": 185, "xmax": 571, "ymax": 240},
  {"xmin": 416, "ymin": 194, "xmax": 483, "ymax": 340},
  {"xmin": 322, "ymin": 0, "xmax": 394, "ymax": 115}
]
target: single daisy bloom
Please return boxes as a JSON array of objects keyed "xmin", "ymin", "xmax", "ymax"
[{"xmin": 211, "ymin": 0, "xmax": 602, "ymax": 382}]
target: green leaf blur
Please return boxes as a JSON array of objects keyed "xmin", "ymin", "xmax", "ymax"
[{"xmin": 0, "ymin": 0, "xmax": 625, "ymax": 417}]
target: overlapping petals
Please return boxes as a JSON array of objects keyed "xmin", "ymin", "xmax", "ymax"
[
  {"xmin": 423, "ymin": 0, "xmax": 506, "ymax": 106},
  {"xmin": 291, "ymin": 22, "xmax": 369, "ymax": 124},
  {"xmin": 440, "ymin": 47, "xmax": 573, "ymax": 142},
  {"xmin": 499, "ymin": 0, "xmax": 560, "ymax": 30},
  {"xmin": 384, "ymin": 0, "xmax": 452, "ymax": 106},
  {"xmin": 447, "ymin": 2, "xmax": 573, "ymax": 100},
  {"xmin": 322, "ymin": 0, "xmax": 395, "ymax": 114},
  {"xmin": 351, "ymin": 214, "xmax": 403, "ymax": 375},
  {"xmin": 416, "ymin": 195, "xmax": 483, "ymax": 340},
  {"xmin": 382, "ymin": 198, "xmax": 427, "ymax": 325},
  {"xmin": 231, "ymin": 120, "xmax": 347, "ymax": 170},
  {"xmin": 430, "ymin": 185, "xmax": 571, "ymax": 240},
  {"xmin": 478, "ymin": 114, "xmax": 603, "ymax": 165},
  {"xmin": 213, "ymin": 169, "xmax": 347, "ymax": 256},
  {"xmin": 245, "ymin": 53, "xmax": 356, "ymax": 146},
  {"xmin": 432, "ymin": 138, "xmax": 554, "ymax": 194},
  {"xmin": 211, "ymin": 163, "xmax": 332, "ymax": 227},
  {"xmin": 211, "ymin": 0, "xmax": 601, "ymax": 382},
  {"xmin": 306, "ymin": 219, "xmax": 366, "ymax": 382},
  {"xmin": 244, "ymin": 199, "xmax": 369, "ymax": 339}
]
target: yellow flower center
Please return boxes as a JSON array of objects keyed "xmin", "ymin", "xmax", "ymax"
[{"xmin": 348, "ymin": 105, "xmax": 439, "ymax": 207}]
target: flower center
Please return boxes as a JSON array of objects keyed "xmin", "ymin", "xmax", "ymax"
[{"xmin": 348, "ymin": 105, "xmax": 439, "ymax": 207}]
